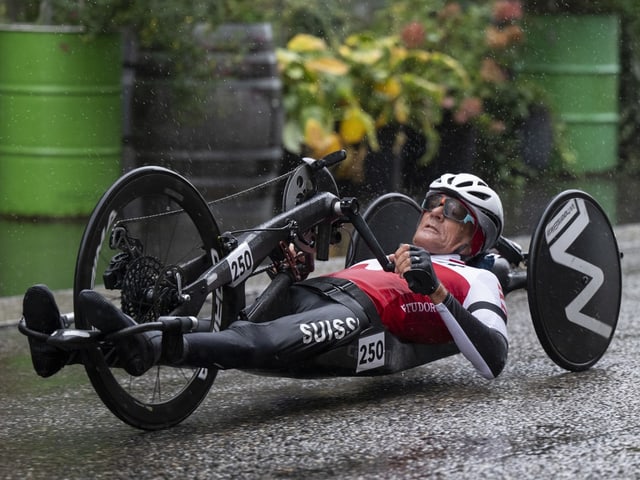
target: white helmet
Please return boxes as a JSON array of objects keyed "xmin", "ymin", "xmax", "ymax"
[{"xmin": 428, "ymin": 173, "xmax": 504, "ymax": 254}]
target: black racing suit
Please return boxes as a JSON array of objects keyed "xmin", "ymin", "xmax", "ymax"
[
  {"xmin": 182, "ymin": 282, "xmax": 367, "ymax": 370},
  {"xmin": 180, "ymin": 254, "xmax": 509, "ymax": 379}
]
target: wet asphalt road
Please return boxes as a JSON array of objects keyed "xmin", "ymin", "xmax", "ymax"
[{"xmin": 1, "ymin": 225, "xmax": 640, "ymax": 479}]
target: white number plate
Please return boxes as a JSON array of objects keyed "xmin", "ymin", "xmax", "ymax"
[
  {"xmin": 226, "ymin": 242, "xmax": 254, "ymax": 287},
  {"xmin": 356, "ymin": 332, "xmax": 385, "ymax": 372}
]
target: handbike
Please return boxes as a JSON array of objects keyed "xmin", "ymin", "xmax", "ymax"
[{"xmin": 19, "ymin": 150, "xmax": 622, "ymax": 430}]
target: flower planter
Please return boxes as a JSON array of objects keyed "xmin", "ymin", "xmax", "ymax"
[{"xmin": 0, "ymin": 24, "xmax": 122, "ymax": 217}]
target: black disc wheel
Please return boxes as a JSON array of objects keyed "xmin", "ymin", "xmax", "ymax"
[
  {"xmin": 74, "ymin": 166, "xmax": 236, "ymax": 430},
  {"xmin": 527, "ymin": 190, "xmax": 621, "ymax": 371}
]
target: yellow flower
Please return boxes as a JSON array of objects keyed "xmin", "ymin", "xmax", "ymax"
[
  {"xmin": 304, "ymin": 118, "xmax": 325, "ymax": 147},
  {"xmin": 394, "ymin": 98, "xmax": 410, "ymax": 124},
  {"xmin": 304, "ymin": 118, "xmax": 343, "ymax": 159},
  {"xmin": 339, "ymin": 44, "xmax": 383, "ymax": 65},
  {"xmin": 276, "ymin": 49, "xmax": 299, "ymax": 69},
  {"xmin": 287, "ymin": 34, "xmax": 327, "ymax": 52},
  {"xmin": 316, "ymin": 133, "xmax": 343, "ymax": 159},
  {"xmin": 340, "ymin": 108, "xmax": 368, "ymax": 144},
  {"xmin": 305, "ymin": 57, "xmax": 349, "ymax": 75},
  {"xmin": 375, "ymin": 77, "xmax": 402, "ymax": 99},
  {"xmin": 389, "ymin": 46, "xmax": 408, "ymax": 66}
]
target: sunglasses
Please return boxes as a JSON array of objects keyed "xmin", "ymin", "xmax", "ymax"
[{"xmin": 421, "ymin": 193, "xmax": 475, "ymax": 225}]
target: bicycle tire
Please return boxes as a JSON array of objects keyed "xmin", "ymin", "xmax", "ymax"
[{"xmin": 74, "ymin": 166, "xmax": 235, "ymax": 430}]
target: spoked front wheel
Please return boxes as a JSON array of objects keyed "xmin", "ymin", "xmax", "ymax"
[{"xmin": 74, "ymin": 166, "xmax": 236, "ymax": 430}]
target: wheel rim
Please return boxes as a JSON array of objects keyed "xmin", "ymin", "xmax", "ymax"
[{"xmin": 74, "ymin": 167, "xmax": 224, "ymax": 429}]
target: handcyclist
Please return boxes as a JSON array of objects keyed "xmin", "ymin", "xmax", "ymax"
[{"xmin": 23, "ymin": 173, "xmax": 508, "ymax": 380}]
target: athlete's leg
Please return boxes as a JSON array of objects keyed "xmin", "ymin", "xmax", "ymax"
[
  {"xmin": 77, "ymin": 289, "xmax": 163, "ymax": 376},
  {"xmin": 78, "ymin": 285, "xmax": 369, "ymax": 374},
  {"xmin": 181, "ymin": 286, "xmax": 368, "ymax": 369}
]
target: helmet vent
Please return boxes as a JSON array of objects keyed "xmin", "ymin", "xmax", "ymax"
[{"xmin": 471, "ymin": 192, "xmax": 491, "ymax": 201}]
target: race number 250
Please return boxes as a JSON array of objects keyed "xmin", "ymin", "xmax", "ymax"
[
  {"xmin": 227, "ymin": 242, "xmax": 254, "ymax": 287},
  {"xmin": 356, "ymin": 332, "xmax": 385, "ymax": 372}
]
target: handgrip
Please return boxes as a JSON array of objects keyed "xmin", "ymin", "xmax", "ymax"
[
  {"xmin": 310, "ymin": 149, "xmax": 347, "ymax": 171},
  {"xmin": 157, "ymin": 316, "xmax": 198, "ymax": 333}
]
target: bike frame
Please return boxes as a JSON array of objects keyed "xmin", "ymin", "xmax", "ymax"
[{"xmin": 175, "ymin": 191, "xmax": 342, "ymax": 318}]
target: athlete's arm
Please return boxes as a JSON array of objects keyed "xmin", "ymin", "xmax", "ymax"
[
  {"xmin": 393, "ymin": 244, "xmax": 508, "ymax": 378},
  {"xmin": 435, "ymin": 287, "xmax": 508, "ymax": 379}
]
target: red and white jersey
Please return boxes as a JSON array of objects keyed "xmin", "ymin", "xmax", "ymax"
[{"xmin": 329, "ymin": 255, "xmax": 507, "ymax": 345}]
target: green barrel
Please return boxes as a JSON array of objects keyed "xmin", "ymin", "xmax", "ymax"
[
  {"xmin": 0, "ymin": 25, "xmax": 122, "ymax": 217},
  {"xmin": 0, "ymin": 218, "xmax": 84, "ymax": 297},
  {"xmin": 521, "ymin": 15, "xmax": 620, "ymax": 174}
]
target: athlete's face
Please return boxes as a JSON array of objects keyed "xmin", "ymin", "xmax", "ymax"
[{"xmin": 412, "ymin": 196, "xmax": 476, "ymax": 255}]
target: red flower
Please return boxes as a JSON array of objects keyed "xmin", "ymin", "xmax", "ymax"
[
  {"xmin": 480, "ymin": 58, "xmax": 507, "ymax": 84},
  {"xmin": 489, "ymin": 120, "xmax": 507, "ymax": 134},
  {"xmin": 438, "ymin": 2, "xmax": 462, "ymax": 20},
  {"xmin": 454, "ymin": 97, "xmax": 483, "ymax": 124},
  {"xmin": 441, "ymin": 96, "xmax": 456, "ymax": 110},
  {"xmin": 492, "ymin": 1, "xmax": 523, "ymax": 23},
  {"xmin": 486, "ymin": 26, "xmax": 509, "ymax": 49},
  {"xmin": 505, "ymin": 25, "xmax": 524, "ymax": 44},
  {"xmin": 401, "ymin": 21, "xmax": 425, "ymax": 49}
]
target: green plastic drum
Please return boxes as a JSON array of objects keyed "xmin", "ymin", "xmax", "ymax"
[
  {"xmin": 0, "ymin": 25, "xmax": 122, "ymax": 217},
  {"xmin": 521, "ymin": 15, "xmax": 620, "ymax": 174}
]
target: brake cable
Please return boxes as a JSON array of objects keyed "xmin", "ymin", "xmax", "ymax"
[{"xmin": 114, "ymin": 167, "xmax": 298, "ymax": 226}]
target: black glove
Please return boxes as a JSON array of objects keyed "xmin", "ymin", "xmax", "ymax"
[{"xmin": 404, "ymin": 245, "xmax": 440, "ymax": 295}]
